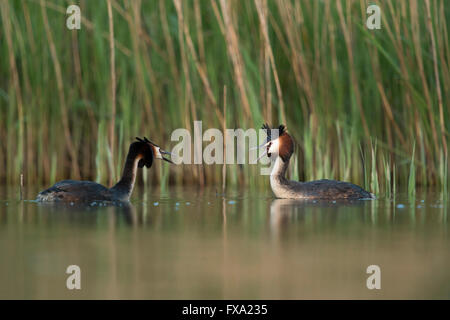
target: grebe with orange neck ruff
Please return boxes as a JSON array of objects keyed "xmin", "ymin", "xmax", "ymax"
[{"xmin": 257, "ymin": 124, "xmax": 375, "ymax": 200}]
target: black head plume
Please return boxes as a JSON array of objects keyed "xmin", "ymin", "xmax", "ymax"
[
  {"xmin": 262, "ymin": 123, "xmax": 271, "ymax": 141},
  {"xmin": 261, "ymin": 123, "xmax": 286, "ymax": 141},
  {"xmin": 135, "ymin": 137, "xmax": 154, "ymax": 168},
  {"xmin": 144, "ymin": 137, "xmax": 160, "ymax": 147}
]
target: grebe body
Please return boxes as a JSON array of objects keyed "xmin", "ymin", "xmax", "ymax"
[
  {"xmin": 259, "ymin": 124, "xmax": 375, "ymax": 200},
  {"xmin": 36, "ymin": 137, "xmax": 173, "ymax": 203},
  {"xmin": 37, "ymin": 180, "xmax": 115, "ymax": 203}
]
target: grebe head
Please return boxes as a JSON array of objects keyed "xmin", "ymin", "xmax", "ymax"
[
  {"xmin": 135, "ymin": 137, "xmax": 174, "ymax": 168},
  {"xmin": 259, "ymin": 124, "xmax": 294, "ymax": 162}
]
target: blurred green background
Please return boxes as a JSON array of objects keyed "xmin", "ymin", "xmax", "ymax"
[{"xmin": 0, "ymin": 0, "xmax": 448, "ymax": 195}]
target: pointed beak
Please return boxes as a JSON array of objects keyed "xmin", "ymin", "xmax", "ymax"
[
  {"xmin": 251, "ymin": 140, "xmax": 270, "ymax": 162},
  {"xmin": 250, "ymin": 140, "xmax": 270, "ymax": 151},
  {"xmin": 159, "ymin": 149, "xmax": 174, "ymax": 164},
  {"xmin": 256, "ymin": 149, "xmax": 268, "ymax": 161}
]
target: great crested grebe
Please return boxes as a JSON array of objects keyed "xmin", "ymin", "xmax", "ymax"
[
  {"xmin": 256, "ymin": 124, "xmax": 375, "ymax": 200},
  {"xmin": 36, "ymin": 137, "xmax": 173, "ymax": 203}
]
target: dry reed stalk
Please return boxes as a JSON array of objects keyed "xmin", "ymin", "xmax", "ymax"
[
  {"xmin": 218, "ymin": 0, "xmax": 252, "ymax": 120},
  {"xmin": 40, "ymin": 0, "xmax": 81, "ymax": 179},
  {"xmin": 210, "ymin": 0, "xmax": 225, "ymax": 35},
  {"xmin": 275, "ymin": 0, "xmax": 314, "ymax": 123},
  {"xmin": 267, "ymin": 11, "xmax": 290, "ymax": 59},
  {"xmin": 255, "ymin": 0, "xmax": 285, "ymax": 124},
  {"xmin": 22, "ymin": 2, "xmax": 36, "ymax": 53},
  {"xmin": 222, "ymin": 86, "xmax": 227, "ymax": 193},
  {"xmin": 439, "ymin": 0, "xmax": 450, "ymax": 67},
  {"xmin": 1, "ymin": 1, "xmax": 25, "ymax": 183},
  {"xmin": 409, "ymin": 0, "xmax": 432, "ymax": 176},
  {"xmin": 258, "ymin": 26, "xmax": 267, "ymax": 120},
  {"xmin": 425, "ymin": 0, "xmax": 447, "ymax": 157},
  {"xmin": 325, "ymin": 2, "xmax": 338, "ymax": 77},
  {"xmin": 437, "ymin": 1, "xmax": 450, "ymax": 107},
  {"xmin": 107, "ymin": 0, "xmax": 117, "ymax": 184},
  {"xmin": 173, "ymin": 0, "xmax": 201, "ymax": 184},
  {"xmin": 131, "ymin": 1, "xmax": 165, "ymax": 138},
  {"xmin": 174, "ymin": 0, "xmax": 224, "ymax": 124},
  {"xmin": 194, "ymin": 0, "xmax": 206, "ymax": 67},
  {"xmin": 71, "ymin": 30, "xmax": 97, "ymax": 142},
  {"xmin": 125, "ymin": 1, "xmax": 154, "ymax": 135},
  {"xmin": 336, "ymin": 0, "xmax": 370, "ymax": 140},
  {"xmin": 312, "ymin": 0, "xmax": 320, "ymax": 87},
  {"xmin": 410, "ymin": 1, "xmax": 431, "ymax": 114},
  {"xmin": 317, "ymin": 2, "xmax": 331, "ymax": 127},
  {"xmin": 160, "ymin": 0, "xmax": 182, "ymax": 98},
  {"xmin": 385, "ymin": 1, "xmax": 432, "ymax": 158},
  {"xmin": 368, "ymin": 46, "xmax": 406, "ymax": 146},
  {"xmin": 13, "ymin": 3, "xmax": 35, "ymax": 181}
]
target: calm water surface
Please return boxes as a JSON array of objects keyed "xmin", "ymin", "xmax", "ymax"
[{"xmin": 0, "ymin": 186, "xmax": 448, "ymax": 299}]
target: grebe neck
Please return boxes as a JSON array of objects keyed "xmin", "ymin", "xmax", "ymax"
[
  {"xmin": 270, "ymin": 156, "xmax": 289, "ymax": 180},
  {"xmin": 270, "ymin": 156, "xmax": 297, "ymax": 198},
  {"xmin": 110, "ymin": 152, "xmax": 142, "ymax": 201}
]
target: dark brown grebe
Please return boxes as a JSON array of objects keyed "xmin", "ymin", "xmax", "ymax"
[
  {"xmin": 36, "ymin": 137, "xmax": 173, "ymax": 203},
  {"xmin": 257, "ymin": 124, "xmax": 375, "ymax": 200}
]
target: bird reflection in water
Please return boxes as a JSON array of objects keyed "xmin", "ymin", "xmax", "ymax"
[{"xmin": 269, "ymin": 198, "xmax": 368, "ymax": 239}]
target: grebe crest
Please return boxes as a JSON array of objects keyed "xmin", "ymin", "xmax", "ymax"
[{"xmin": 262, "ymin": 124, "xmax": 294, "ymax": 162}]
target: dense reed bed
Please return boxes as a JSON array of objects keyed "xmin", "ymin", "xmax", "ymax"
[{"xmin": 0, "ymin": 0, "xmax": 449, "ymax": 196}]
